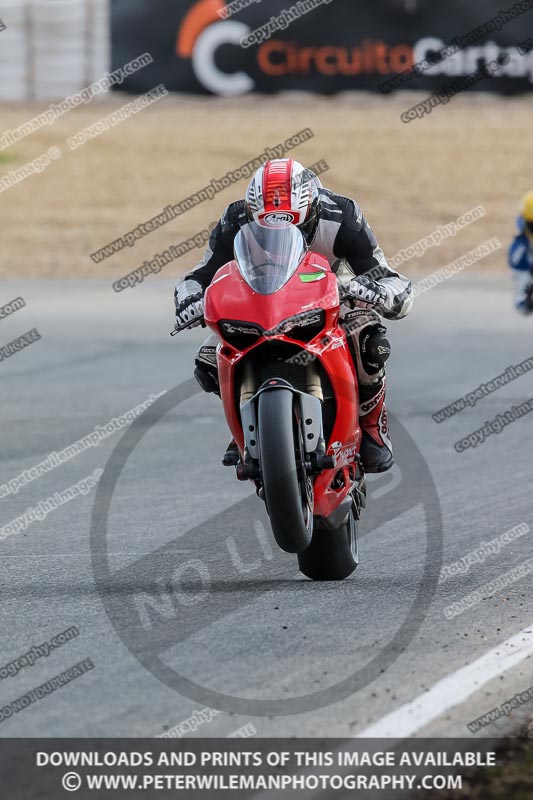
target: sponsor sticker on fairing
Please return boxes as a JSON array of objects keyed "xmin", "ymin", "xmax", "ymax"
[
  {"xmin": 329, "ymin": 439, "xmax": 360, "ymax": 467},
  {"xmin": 299, "ymin": 270, "xmax": 327, "ymax": 282}
]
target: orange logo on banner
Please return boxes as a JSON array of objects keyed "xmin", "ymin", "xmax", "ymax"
[{"xmin": 176, "ymin": 0, "xmax": 226, "ymax": 58}]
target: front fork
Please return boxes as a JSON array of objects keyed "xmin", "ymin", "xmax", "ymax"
[
  {"xmin": 238, "ymin": 378, "xmax": 330, "ymax": 479},
  {"xmin": 237, "ymin": 362, "xmax": 332, "ymax": 482},
  {"xmin": 236, "ymin": 363, "xmax": 366, "ymax": 522}
]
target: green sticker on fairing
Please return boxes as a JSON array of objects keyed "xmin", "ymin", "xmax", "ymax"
[{"xmin": 299, "ymin": 271, "xmax": 326, "ymax": 282}]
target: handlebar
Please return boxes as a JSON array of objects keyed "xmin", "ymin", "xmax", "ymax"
[{"xmin": 170, "ymin": 318, "xmax": 206, "ymax": 336}]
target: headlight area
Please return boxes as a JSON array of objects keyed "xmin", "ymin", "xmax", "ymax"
[
  {"xmin": 218, "ymin": 320, "xmax": 264, "ymax": 350},
  {"xmin": 218, "ymin": 310, "xmax": 325, "ymax": 350},
  {"xmin": 265, "ymin": 309, "xmax": 326, "ymax": 342}
]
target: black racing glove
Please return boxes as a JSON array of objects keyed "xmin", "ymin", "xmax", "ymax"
[
  {"xmin": 343, "ymin": 275, "xmax": 388, "ymax": 310},
  {"xmin": 174, "ymin": 279, "xmax": 204, "ymax": 328}
]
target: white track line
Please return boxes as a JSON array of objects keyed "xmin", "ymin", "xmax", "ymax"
[
  {"xmin": 357, "ymin": 623, "xmax": 533, "ymax": 738},
  {"xmin": 253, "ymin": 626, "xmax": 533, "ymax": 800}
]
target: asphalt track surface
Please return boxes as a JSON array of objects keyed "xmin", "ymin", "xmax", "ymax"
[{"xmin": 0, "ymin": 275, "xmax": 532, "ymax": 740}]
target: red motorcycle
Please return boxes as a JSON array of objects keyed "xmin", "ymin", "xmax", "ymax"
[{"xmin": 174, "ymin": 222, "xmax": 366, "ymax": 580}]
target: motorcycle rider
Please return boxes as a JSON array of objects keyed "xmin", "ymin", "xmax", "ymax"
[
  {"xmin": 174, "ymin": 158, "xmax": 413, "ymax": 473},
  {"xmin": 509, "ymin": 191, "xmax": 533, "ymax": 314}
]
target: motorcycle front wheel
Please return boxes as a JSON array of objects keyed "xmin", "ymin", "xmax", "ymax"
[{"xmin": 257, "ymin": 388, "xmax": 313, "ymax": 554}]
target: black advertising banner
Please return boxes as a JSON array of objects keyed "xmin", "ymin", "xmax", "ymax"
[{"xmin": 111, "ymin": 0, "xmax": 533, "ymax": 95}]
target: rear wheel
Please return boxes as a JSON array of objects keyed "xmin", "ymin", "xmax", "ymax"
[
  {"xmin": 258, "ymin": 389, "xmax": 313, "ymax": 554},
  {"xmin": 297, "ymin": 506, "xmax": 359, "ymax": 581}
]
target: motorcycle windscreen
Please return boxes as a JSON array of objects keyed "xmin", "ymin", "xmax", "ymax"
[{"xmin": 234, "ymin": 222, "xmax": 306, "ymax": 295}]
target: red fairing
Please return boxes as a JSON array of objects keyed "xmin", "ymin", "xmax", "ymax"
[{"xmin": 204, "ymin": 252, "xmax": 360, "ymax": 519}]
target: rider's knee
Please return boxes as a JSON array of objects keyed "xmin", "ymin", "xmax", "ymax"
[
  {"xmin": 343, "ymin": 308, "xmax": 391, "ymax": 386},
  {"xmin": 360, "ymin": 324, "xmax": 391, "ymax": 378}
]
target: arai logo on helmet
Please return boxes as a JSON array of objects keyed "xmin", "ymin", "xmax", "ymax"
[{"xmin": 261, "ymin": 212, "xmax": 297, "ymax": 227}]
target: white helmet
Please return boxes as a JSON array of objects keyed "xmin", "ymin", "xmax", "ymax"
[{"xmin": 245, "ymin": 158, "xmax": 321, "ymax": 241}]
